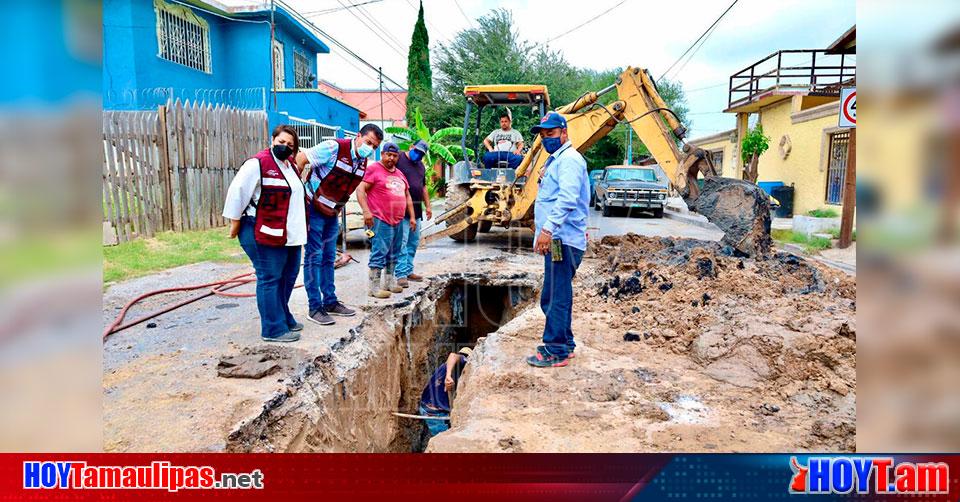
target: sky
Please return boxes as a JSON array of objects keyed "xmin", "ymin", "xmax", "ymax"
[{"xmin": 224, "ymin": 0, "xmax": 855, "ymax": 138}]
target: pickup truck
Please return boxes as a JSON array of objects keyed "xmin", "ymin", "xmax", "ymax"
[{"xmin": 594, "ymin": 165, "xmax": 669, "ymax": 218}]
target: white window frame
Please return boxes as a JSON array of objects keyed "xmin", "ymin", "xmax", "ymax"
[
  {"xmin": 273, "ymin": 40, "xmax": 285, "ymax": 89},
  {"xmin": 154, "ymin": 0, "xmax": 212, "ymax": 73}
]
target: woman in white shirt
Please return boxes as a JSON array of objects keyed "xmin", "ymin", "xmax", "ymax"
[{"xmin": 222, "ymin": 125, "xmax": 307, "ymax": 343}]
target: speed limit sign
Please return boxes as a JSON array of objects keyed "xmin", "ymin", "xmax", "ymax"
[{"xmin": 839, "ymin": 87, "xmax": 856, "ymax": 128}]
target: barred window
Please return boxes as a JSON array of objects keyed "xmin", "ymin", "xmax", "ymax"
[
  {"xmin": 293, "ymin": 51, "xmax": 312, "ymax": 89},
  {"xmin": 155, "ymin": 0, "xmax": 211, "ymax": 73}
]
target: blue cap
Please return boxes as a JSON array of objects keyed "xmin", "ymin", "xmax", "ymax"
[
  {"xmin": 530, "ymin": 112, "xmax": 567, "ymax": 134},
  {"xmin": 381, "ymin": 142, "xmax": 400, "ymax": 154},
  {"xmin": 412, "ymin": 140, "xmax": 429, "ymax": 153}
]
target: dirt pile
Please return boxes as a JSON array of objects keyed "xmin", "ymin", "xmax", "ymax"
[
  {"xmin": 585, "ymin": 234, "xmax": 856, "ymax": 448},
  {"xmin": 429, "ymin": 234, "xmax": 856, "ymax": 453}
]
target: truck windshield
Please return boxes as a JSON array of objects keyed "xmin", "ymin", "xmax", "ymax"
[{"xmin": 605, "ymin": 169, "xmax": 658, "ymax": 182}]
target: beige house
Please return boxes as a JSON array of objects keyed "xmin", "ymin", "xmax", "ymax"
[{"xmin": 689, "ymin": 26, "xmax": 856, "ymax": 216}]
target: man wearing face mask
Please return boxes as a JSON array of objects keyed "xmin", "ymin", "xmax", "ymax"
[
  {"xmin": 394, "ymin": 140, "xmax": 432, "ymax": 288},
  {"xmin": 296, "ymin": 124, "xmax": 384, "ymax": 326},
  {"xmin": 526, "ymin": 112, "xmax": 590, "ymax": 368}
]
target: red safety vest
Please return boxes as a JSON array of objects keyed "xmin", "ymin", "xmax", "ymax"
[
  {"xmin": 252, "ymin": 148, "xmax": 306, "ymax": 246},
  {"xmin": 311, "ymin": 138, "xmax": 367, "ymax": 217}
]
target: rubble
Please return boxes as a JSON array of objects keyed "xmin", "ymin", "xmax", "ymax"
[{"xmin": 430, "ymin": 234, "xmax": 856, "ymax": 453}]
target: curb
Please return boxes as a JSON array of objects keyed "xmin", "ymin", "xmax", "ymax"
[
  {"xmin": 663, "ymin": 208, "xmax": 721, "ymax": 231},
  {"xmin": 779, "ymin": 243, "xmax": 856, "ymax": 275}
]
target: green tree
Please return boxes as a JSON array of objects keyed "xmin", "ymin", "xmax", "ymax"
[
  {"xmin": 740, "ymin": 124, "xmax": 770, "ymax": 183},
  {"xmin": 405, "ymin": 1, "xmax": 433, "ymax": 126},
  {"xmin": 428, "ymin": 9, "xmax": 692, "ymax": 170},
  {"xmin": 386, "ymin": 108, "xmax": 475, "ymax": 196}
]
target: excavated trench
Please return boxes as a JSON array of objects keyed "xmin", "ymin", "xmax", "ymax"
[{"xmin": 225, "ymin": 272, "xmax": 538, "ymax": 453}]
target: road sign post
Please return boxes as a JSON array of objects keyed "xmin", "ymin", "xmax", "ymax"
[{"xmin": 838, "ymin": 88, "xmax": 856, "ymax": 249}]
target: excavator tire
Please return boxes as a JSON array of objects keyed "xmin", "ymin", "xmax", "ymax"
[
  {"xmin": 444, "ymin": 181, "xmax": 478, "ymax": 242},
  {"xmin": 689, "ymin": 177, "xmax": 772, "ymax": 257}
]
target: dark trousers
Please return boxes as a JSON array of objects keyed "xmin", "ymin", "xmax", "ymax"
[
  {"xmin": 238, "ymin": 217, "xmax": 301, "ymax": 339},
  {"xmin": 304, "ymin": 205, "xmax": 339, "ymax": 312},
  {"xmin": 540, "ymin": 243, "xmax": 584, "ymax": 358}
]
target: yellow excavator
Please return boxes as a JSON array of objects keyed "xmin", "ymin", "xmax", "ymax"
[{"xmin": 425, "ymin": 67, "xmax": 772, "ymax": 256}]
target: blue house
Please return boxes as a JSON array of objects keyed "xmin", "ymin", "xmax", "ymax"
[{"xmin": 103, "ymin": 0, "xmax": 361, "ymax": 139}]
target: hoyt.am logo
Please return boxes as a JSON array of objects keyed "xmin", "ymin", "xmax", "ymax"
[{"xmin": 789, "ymin": 457, "xmax": 949, "ymax": 495}]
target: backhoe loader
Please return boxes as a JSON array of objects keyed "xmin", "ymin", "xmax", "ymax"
[{"xmin": 425, "ymin": 67, "xmax": 772, "ymax": 256}]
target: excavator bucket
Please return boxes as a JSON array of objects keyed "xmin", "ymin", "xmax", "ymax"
[{"xmin": 687, "ymin": 177, "xmax": 772, "ymax": 257}]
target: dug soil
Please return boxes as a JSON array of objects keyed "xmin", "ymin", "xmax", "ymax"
[{"xmin": 428, "ymin": 234, "xmax": 856, "ymax": 452}]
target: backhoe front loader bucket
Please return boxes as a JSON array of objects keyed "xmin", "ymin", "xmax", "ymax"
[{"xmin": 687, "ymin": 177, "xmax": 772, "ymax": 257}]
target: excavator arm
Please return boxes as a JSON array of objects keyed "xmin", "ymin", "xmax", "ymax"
[{"xmin": 427, "ymin": 67, "xmax": 771, "ymax": 255}]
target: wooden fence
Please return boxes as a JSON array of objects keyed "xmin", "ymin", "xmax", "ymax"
[{"xmin": 102, "ymin": 100, "xmax": 267, "ymax": 242}]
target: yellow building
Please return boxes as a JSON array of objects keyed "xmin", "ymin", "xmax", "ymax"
[{"xmin": 689, "ymin": 26, "xmax": 856, "ymax": 216}]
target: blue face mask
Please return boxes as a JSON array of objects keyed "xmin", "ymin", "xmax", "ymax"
[
  {"xmin": 542, "ymin": 136, "xmax": 563, "ymax": 154},
  {"xmin": 409, "ymin": 150, "xmax": 424, "ymax": 163},
  {"xmin": 357, "ymin": 142, "xmax": 374, "ymax": 158}
]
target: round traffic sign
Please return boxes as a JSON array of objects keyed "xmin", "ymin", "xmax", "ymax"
[{"xmin": 842, "ymin": 91, "xmax": 856, "ymax": 125}]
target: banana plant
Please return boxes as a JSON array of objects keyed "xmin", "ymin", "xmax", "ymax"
[{"xmin": 386, "ymin": 108, "xmax": 474, "ymax": 195}]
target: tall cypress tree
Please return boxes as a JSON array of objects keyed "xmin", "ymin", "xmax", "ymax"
[{"xmin": 406, "ymin": 1, "xmax": 433, "ymax": 126}]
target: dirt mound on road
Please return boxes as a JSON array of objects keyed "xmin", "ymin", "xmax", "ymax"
[{"xmin": 430, "ymin": 234, "xmax": 856, "ymax": 453}]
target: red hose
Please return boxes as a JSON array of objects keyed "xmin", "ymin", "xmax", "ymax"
[{"xmin": 102, "ymin": 252, "xmax": 357, "ymax": 342}]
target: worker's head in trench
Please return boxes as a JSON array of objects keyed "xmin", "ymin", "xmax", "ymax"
[
  {"xmin": 355, "ymin": 123, "xmax": 384, "ymax": 158},
  {"xmin": 530, "ymin": 112, "xmax": 568, "ymax": 154},
  {"xmin": 499, "ymin": 110, "xmax": 512, "ymax": 131},
  {"xmin": 380, "ymin": 142, "xmax": 400, "ymax": 169}
]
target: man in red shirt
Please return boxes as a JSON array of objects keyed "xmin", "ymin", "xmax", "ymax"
[{"xmin": 356, "ymin": 142, "xmax": 416, "ymax": 298}]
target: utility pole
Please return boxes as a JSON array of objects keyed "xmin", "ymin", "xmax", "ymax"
[
  {"xmin": 838, "ymin": 128, "xmax": 856, "ymax": 248},
  {"xmin": 270, "ymin": 0, "xmax": 276, "ymax": 111},
  {"xmin": 378, "ymin": 66, "xmax": 385, "ymax": 133}
]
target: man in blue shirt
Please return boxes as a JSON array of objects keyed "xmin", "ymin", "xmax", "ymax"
[
  {"xmin": 295, "ymin": 124, "xmax": 383, "ymax": 325},
  {"xmin": 418, "ymin": 347, "xmax": 472, "ymax": 437},
  {"xmin": 526, "ymin": 112, "xmax": 590, "ymax": 368}
]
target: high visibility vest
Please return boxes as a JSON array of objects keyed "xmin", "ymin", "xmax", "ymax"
[
  {"xmin": 252, "ymin": 148, "xmax": 305, "ymax": 246},
  {"xmin": 311, "ymin": 139, "xmax": 367, "ymax": 217}
]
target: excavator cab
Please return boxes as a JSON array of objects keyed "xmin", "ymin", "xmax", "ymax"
[{"xmin": 450, "ymin": 85, "xmax": 550, "ymax": 187}]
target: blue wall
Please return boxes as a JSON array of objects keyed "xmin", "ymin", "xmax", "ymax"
[{"xmin": 102, "ymin": 0, "xmax": 353, "ymax": 135}]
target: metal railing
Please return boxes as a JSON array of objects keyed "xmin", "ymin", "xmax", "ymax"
[
  {"xmin": 284, "ymin": 115, "xmax": 340, "ymax": 148},
  {"xmin": 728, "ymin": 49, "xmax": 855, "ymax": 109}
]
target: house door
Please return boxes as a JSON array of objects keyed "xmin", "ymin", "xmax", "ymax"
[
  {"xmin": 825, "ymin": 131, "xmax": 850, "ymax": 205},
  {"xmin": 273, "ymin": 40, "xmax": 285, "ymax": 89}
]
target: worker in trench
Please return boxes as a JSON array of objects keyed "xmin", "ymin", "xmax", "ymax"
[
  {"xmin": 419, "ymin": 347, "xmax": 472, "ymax": 436},
  {"xmin": 222, "ymin": 125, "xmax": 306, "ymax": 343},
  {"xmin": 527, "ymin": 112, "xmax": 590, "ymax": 368},
  {"xmin": 355, "ymin": 142, "xmax": 417, "ymax": 299}
]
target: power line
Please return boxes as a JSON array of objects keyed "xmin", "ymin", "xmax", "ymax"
[
  {"xmin": 546, "ymin": 0, "xmax": 627, "ymax": 43},
  {"xmin": 686, "ymin": 81, "xmax": 728, "ymax": 93},
  {"xmin": 355, "ymin": 2, "xmax": 408, "ymax": 53},
  {"xmin": 403, "ymin": 0, "xmax": 450, "ymax": 43},
  {"xmin": 659, "ymin": 0, "xmax": 738, "ymax": 81},
  {"xmin": 667, "ymin": 21, "xmax": 721, "ymax": 80},
  {"xmin": 452, "ymin": 0, "xmax": 473, "ymax": 27},
  {"xmin": 333, "ymin": 0, "xmax": 406, "ymax": 56},
  {"xmin": 301, "ymin": 0, "xmax": 384, "ymax": 17}
]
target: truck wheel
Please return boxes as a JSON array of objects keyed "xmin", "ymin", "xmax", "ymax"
[
  {"xmin": 477, "ymin": 221, "xmax": 493, "ymax": 233},
  {"xmin": 594, "ymin": 198, "xmax": 602, "ymax": 211},
  {"xmin": 602, "ymin": 202, "xmax": 612, "ymax": 217},
  {"xmin": 449, "ymin": 222, "xmax": 478, "ymax": 242},
  {"xmin": 653, "ymin": 208, "xmax": 664, "ymax": 218},
  {"xmin": 445, "ymin": 182, "xmax": 478, "ymax": 242}
]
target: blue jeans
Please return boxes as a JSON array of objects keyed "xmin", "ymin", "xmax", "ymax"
[
  {"xmin": 419, "ymin": 403, "xmax": 450, "ymax": 437},
  {"xmin": 238, "ymin": 217, "xmax": 301, "ymax": 339},
  {"xmin": 368, "ymin": 217, "xmax": 404, "ymax": 270},
  {"xmin": 483, "ymin": 151, "xmax": 523, "ymax": 169},
  {"xmin": 304, "ymin": 206, "xmax": 339, "ymax": 312},
  {"xmin": 396, "ymin": 217, "xmax": 421, "ymax": 279},
  {"xmin": 540, "ymin": 244, "xmax": 584, "ymax": 359}
]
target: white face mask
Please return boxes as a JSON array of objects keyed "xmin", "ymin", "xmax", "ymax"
[{"xmin": 357, "ymin": 142, "xmax": 374, "ymax": 158}]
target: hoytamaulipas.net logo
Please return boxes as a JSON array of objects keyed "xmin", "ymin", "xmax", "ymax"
[
  {"xmin": 23, "ymin": 461, "xmax": 264, "ymax": 492},
  {"xmin": 789, "ymin": 456, "xmax": 949, "ymax": 495}
]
